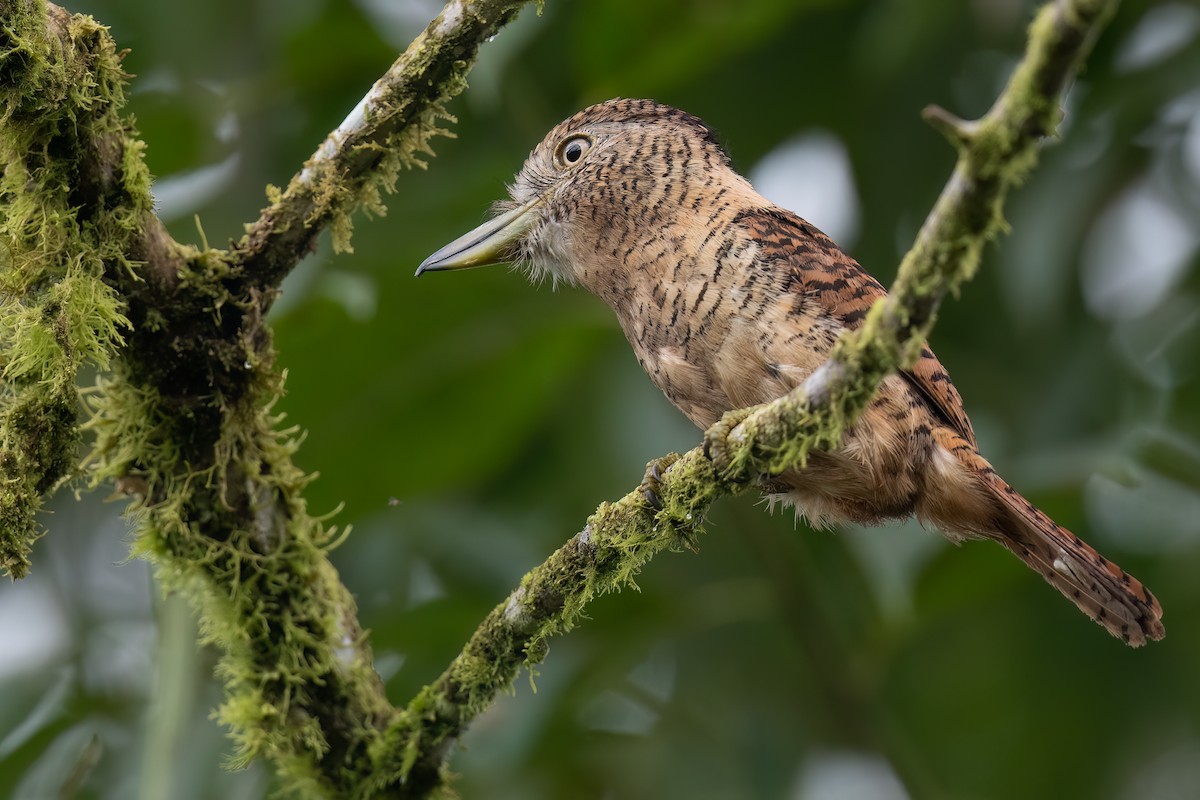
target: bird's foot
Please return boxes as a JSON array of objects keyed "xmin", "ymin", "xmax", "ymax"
[
  {"xmin": 703, "ymin": 406, "xmax": 757, "ymax": 481},
  {"xmin": 639, "ymin": 453, "xmax": 700, "ymax": 552},
  {"xmin": 640, "ymin": 452, "xmax": 681, "ymax": 512}
]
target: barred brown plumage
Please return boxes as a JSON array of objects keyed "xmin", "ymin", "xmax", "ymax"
[{"xmin": 418, "ymin": 98, "xmax": 1164, "ymax": 646}]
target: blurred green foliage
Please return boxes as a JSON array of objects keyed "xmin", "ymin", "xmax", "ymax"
[{"xmin": 2, "ymin": 1, "xmax": 1199, "ymax": 798}]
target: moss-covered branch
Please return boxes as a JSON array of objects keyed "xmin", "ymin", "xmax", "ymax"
[
  {"xmin": 232, "ymin": 0, "xmax": 532, "ymax": 291},
  {"xmin": 386, "ymin": 0, "xmax": 1121, "ymax": 784},
  {"xmin": 80, "ymin": 1, "xmax": 539, "ymax": 794},
  {"xmin": 375, "ymin": 449, "xmax": 715, "ymax": 790},
  {"xmin": 0, "ymin": 0, "xmax": 147, "ymax": 576},
  {"xmin": 2, "ymin": 0, "xmax": 536, "ymax": 796}
]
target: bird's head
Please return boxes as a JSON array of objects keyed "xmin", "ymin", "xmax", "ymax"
[{"xmin": 416, "ymin": 98, "xmax": 739, "ymax": 289}]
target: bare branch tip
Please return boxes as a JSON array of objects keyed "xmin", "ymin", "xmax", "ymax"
[{"xmin": 922, "ymin": 104, "xmax": 977, "ymax": 149}]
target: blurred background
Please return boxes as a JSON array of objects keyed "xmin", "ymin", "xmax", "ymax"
[{"xmin": 3, "ymin": 0, "xmax": 1199, "ymax": 798}]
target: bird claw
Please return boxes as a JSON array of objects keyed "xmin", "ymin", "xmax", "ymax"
[
  {"xmin": 639, "ymin": 453, "xmax": 701, "ymax": 553},
  {"xmin": 703, "ymin": 407, "xmax": 755, "ymax": 479},
  {"xmin": 640, "ymin": 452, "xmax": 681, "ymax": 512}
]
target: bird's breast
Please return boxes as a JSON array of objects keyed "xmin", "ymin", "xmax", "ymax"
[{"xmin": 615, "ymin": 240, "xmax": 841, "ymax": 428}]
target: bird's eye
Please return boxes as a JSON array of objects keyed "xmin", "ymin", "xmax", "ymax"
[{"xmin": 557, "ymin": 135, "xmax": 592, "ymax": 167}]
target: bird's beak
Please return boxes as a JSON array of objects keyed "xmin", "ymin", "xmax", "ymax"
[{"xmin": 415, "ymin": 195, "xmax": 543, "ymax": 276}]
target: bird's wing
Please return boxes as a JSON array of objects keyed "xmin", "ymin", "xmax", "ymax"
[{"xmin": 736, "ymin": 206, "xmax": 977, "ymax": 447}]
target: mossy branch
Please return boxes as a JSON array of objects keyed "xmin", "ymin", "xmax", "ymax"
[
  {"xmin": 232, "ymin": 0, "xmax": 532, "ymax": 291},
  {"xmin": 388, "ymin": 0, "xmax": 1120, "ymax": 783},
  {"xmin": 2, "ymin": 0, "xmax": 536, "ymax": 797},
  {"xmin": 0, "ymin": 0, "xmax": 145, "ymax": 576}
]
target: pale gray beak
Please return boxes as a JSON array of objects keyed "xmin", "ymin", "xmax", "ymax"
[{"xmin": 415, "ymin": 195, "xmax": 543, "ymax": 276}]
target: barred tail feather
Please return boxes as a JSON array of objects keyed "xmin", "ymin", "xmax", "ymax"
[
  {"xmin": 927, "ymin": 427, "xmax": 1165, "ymax": 646},
  {"xmin": 986, "ymin": 469, "xmax": 1164, "ymax": 646}
]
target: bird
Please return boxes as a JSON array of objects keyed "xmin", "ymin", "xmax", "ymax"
[{"xmin": 416, "ymin": 98, "xmax": 1164, "ymax": 646}]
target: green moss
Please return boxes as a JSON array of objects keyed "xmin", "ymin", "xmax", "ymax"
[
  {"xmin": 0, "ymin": 384, "xmax": 77, "ymax": 575},
  {"xmin": 325, "ymin": 76, "xmax": 463, "ymax": 256},
  {"xmin": 86, "ymin": 358, "xmax": 389, "ymax": 795},
  {"xmin": 4, "ymin": 5, "xmax": 392, "ymax": 784},
  {"xmin": 0, "ymin": 3, "xmax": 141, "ymax": 577},
  {"xmin": 238, "ymin": 3, "xmax": 495, "ymax": 279}
]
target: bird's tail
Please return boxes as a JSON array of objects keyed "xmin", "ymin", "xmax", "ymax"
[{"xmin": 932, "ymin": 429, "xmax": 1165, "ymax": 646}]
